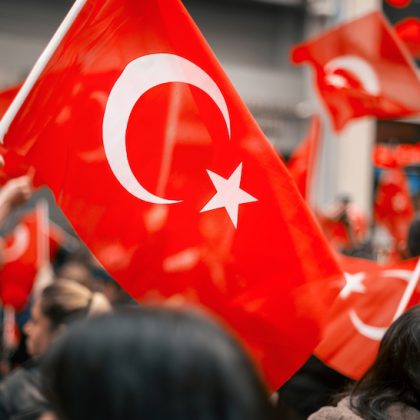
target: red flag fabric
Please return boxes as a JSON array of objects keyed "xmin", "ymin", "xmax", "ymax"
[
  {"xmin": 291, "ymin": 12, "xmax": 420, "ymax": 131},
  {"xmin": 316, "ymin": 254, "xmax": 420, "ymax": 379},
  {"xmin": 395, "ymin": 18, "xmax": 420, "ymax": 59},
  {"xmin": 0, "ymin": 86, "xmax": 30, "ymax": 183},
  {"xmin": 0, "ymin": 85, "xmax": 20, "ymax": 120},
  {"xmin": 2, "ymin": 0, "xmax": 343, "ymax": 388},
  {"xmin": 374, "ymin": 168, "xmax": 414, "ymax": 251},
  {"xmin": 0, "ymin": 210, "xmax": 62, "ymax": 311},
  {"xmin": 287, "ymin": 115, "xmax": 321, "ymax": 201}
]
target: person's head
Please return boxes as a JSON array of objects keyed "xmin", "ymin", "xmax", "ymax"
[
  {"xmin": 24, "ymin": 280, "xmax": 111, "ymax": 357},
  {"xmin": 407, "ymin": 217, "xmax": 420, "ymax": 258},
  {"xmin": 54, "ymin": 248, "xmax": 95, "ymax": 289},
  {"xmin": 350, "ymin": 306, "xmax": 420, "ymax": 419},
  {"xmin": 42, "ymin": 307, "xmax": 275, "ymax": 420}
]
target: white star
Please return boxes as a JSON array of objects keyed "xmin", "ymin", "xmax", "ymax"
[
  {"xmin": 340, "ymin": 272, "xmax": 366, "ymax": 299},
  {"xmin": 200, "ymin": 163, "xmax": 257, "ymax": 229}
]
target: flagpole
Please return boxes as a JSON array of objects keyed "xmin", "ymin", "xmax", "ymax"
[
  {"xmin": 392, "ymin": 257, "xmax": 420, "ymax": 322},
  {"xmin": 36, "ymin": 199, "xmax": 50, "ymax": 269},
  {"xmin": 0, "ymin": 0, "xmax": 87, "ymax": 142}
]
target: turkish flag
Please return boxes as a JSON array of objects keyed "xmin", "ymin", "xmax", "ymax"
[
  {"xmin": 0, "ymin": 209, "xmax": 63, "ymax": 311},
  {"xmin": 374, "ymin": 168, "xmax": 414, "ymax": 251},
  {"xmin": 287, "ymin": 115, "xmax": 321, "ymax": 201},
  {"xmin": 291, "ymin": 11, "xmax": 420, "ymax": 131},
  {"xmin": 316, "ymin": 254, "xmax": 420, "ymax": 379},
  {"xmin": 1, "ymin": 0, "xmax": 342, "ymax": 388}
]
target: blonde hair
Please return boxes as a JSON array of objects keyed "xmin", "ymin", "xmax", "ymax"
[{"xmin": 40, "ymin": 280, "xmax": 111, "ymax": 330}]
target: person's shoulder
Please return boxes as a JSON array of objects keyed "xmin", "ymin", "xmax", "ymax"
[
  {"xmin": 386, "ymin": 403, "xmax": 420, "ymax": 420},
  {"xmin": 0, "ymin": 360, "xmax": 39, "ymax": 387},
  {"xmin": 308, "ymin": 397, "xmax": 362, "ymax": 420}
]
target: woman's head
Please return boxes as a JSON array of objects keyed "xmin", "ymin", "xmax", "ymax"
[
  {"xmin": 350, "ymin": 305, "xmax": 420, "ymax": 418},
  {"xmin": 24, "ymin": 280, "xmax": 111, "ymax": 357},
  {"xmin": 42, "ymin": 307, "xmax": 274, "ymax": 420}
]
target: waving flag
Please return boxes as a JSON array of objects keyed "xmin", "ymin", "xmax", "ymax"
[
  {"xmin": 291, "ymin": 11, "xmax": 420, "ymax": 131},
  {"xmin": 374, "ymin": 168, "xmax": 414, "ymax": 251},
  {"xmin": 287, "ymin": 115, "xmax": 321, "ymax": 201},
  {"xmin": 0, "ymin": 0, "xmax": 342, "ymax": 388},
  {"xmin": 316, "ymin": 254, "xmax": 420, "ymax": 379},
  {"xmin": 0, "ymin": 208, "xmax": 63, "ymax": 310}
]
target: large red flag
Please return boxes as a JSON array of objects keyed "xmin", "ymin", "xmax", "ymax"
[
  {"xmin": 291, "ymin": 12, "xmax": 420, "ymax": 131},
  {"xmin": 316, "ymin": 254, "xmax": 420, "ymax": 379},
  {"xmin": 0, "ymin": 209, "xmax": 63, "ymax": 311},
  {"xmin": 287, "ymin": 115, "xmax": 321, "ymax": 201},
  {"xmin": 374, "ymin": 167, "xmax": 414, "ymax": 251},
  {"xmin": 1, "ymin": 0, "xmax": 342, "ymax": 388}
]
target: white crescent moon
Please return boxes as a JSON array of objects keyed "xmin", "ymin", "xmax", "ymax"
[
  {"xmin": 103, "ymin": 53, "xmax": 231, "ymax": 204},
  {"xmin": 325, "ymin": 55, "xmax": 380, "ymax": 95},
  {"xmin": 3, "ymin": 225, "xmax": 30, "ymax": 263},
  {"xmin": 349, "ymin": 269, "xmax": 412, "ymax": 341}
]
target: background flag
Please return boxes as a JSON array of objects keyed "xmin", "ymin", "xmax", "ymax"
[
  {"xmin": 374, "ymin": 167, "xmax": 414, "ymax": 252},
  {"xmin": 316, "ymin": 254, "xmax": 420, "ymax": 379},
  {"xmin": 0, "ymin": 208, "xmax": 63, "ymax": 311},
  {"xmin": 291, "ymin": 11, "xmax": 420, "ymax": 131}
]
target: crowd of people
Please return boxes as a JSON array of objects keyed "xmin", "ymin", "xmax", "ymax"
[{"xmin": 0, "ymin": 172, "xmax": 417, "ymax": 420}]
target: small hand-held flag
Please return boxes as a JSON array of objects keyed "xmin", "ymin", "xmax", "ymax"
[{"xmin": 0, "ymin": 203, "xmax": 63, "ymax": 311}]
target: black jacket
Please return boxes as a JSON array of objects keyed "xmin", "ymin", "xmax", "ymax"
[{"xmin": 0, "ymin": 359, "xmax": 49, "ymax": 420}]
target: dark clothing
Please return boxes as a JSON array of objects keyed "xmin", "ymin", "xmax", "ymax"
[
  {"xmin": 276, "ymin": 355, "xmax": 351, "ymax": 419},
  {"xmin": 0, "ymin": 359, "xmax": 48, "ymax": 420}
]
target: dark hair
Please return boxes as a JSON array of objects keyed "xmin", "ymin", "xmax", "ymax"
[
  {"xmin": 407, "ymin": 218, "xmax": 420, "ymax": 258},
  {"xmin": 42, "ymin": 307, "xmax": 275, "ymax": 420},
  {"xmin": 40, "ymin": 280, "xmax": 111, "ymax": 330},
  {"xmin": 349, "ymin": 306, "xmax": 420, "ymax": 420}
]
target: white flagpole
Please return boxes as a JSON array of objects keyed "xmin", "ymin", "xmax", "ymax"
[
  {"xmin": 392, "ymin": 257, "xmax": 420, "ymax": 322},
  {"xmin": 33, "ymin": 199, "xmax": 54, "ymax": 296},
  {"xmin": 36, "ymin": 199, "xmax": 50, "ymax": 269},
  {"xmin": 0, "ymin": 0, "xmax": 87, "ymax": 142}
]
